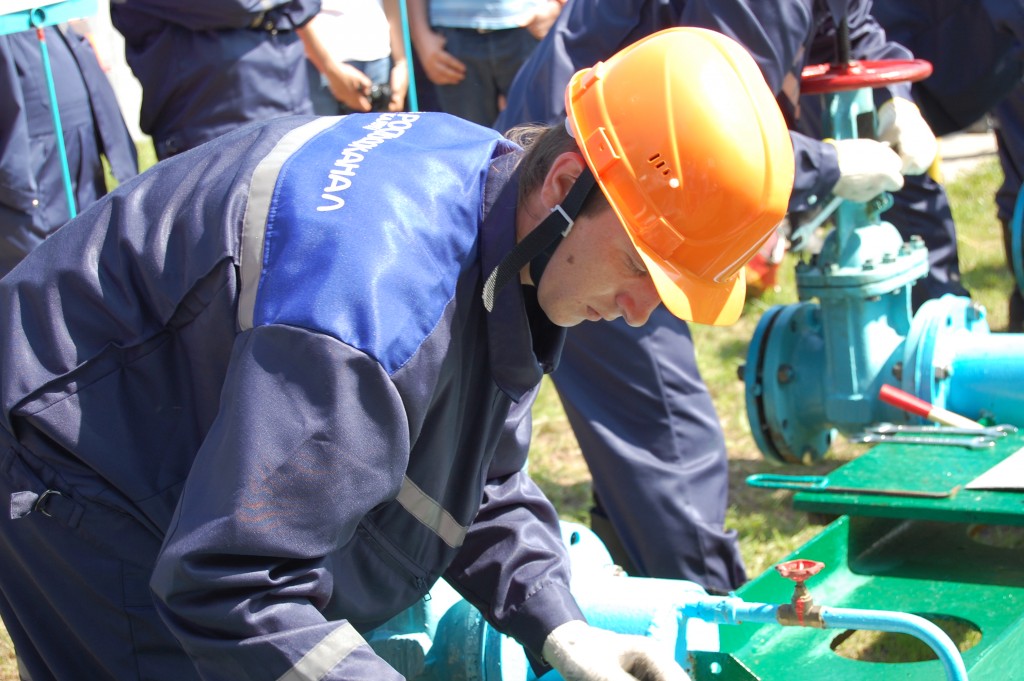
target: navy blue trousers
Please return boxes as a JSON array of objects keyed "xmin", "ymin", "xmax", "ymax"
[
  {"xmin": 552, "ymin": 306, "xmax": 747, "ymax": 592},
  {"xmin": 0, "ymin": 427, "xmax": 199, "ymax": 681}
]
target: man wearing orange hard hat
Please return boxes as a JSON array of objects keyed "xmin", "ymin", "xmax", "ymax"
[
  {"xmin": 0, "ymin": 28, "xmax": 788, "ymax": 681},
  {"xmin": 496, "ymin": 0, "xmax": 939, "ymax": 598},
  {"xmin": 486, "ymin": 26, "xmax": 794, "ymax": 328}
]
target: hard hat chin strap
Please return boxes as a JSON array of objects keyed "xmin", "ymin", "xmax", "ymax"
[{"xmin": 482, "ymin": 167, "xmax": 597, "ymax": 312}]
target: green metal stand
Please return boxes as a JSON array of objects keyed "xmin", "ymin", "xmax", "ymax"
[{"xmin": 698, "ymin": 435, "xmax": 1024, "ymax": 679}]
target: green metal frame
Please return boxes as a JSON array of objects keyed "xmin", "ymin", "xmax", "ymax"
[{"xmin": 692, "ymin": 435, "xmax": 1024, "ymax": 679}]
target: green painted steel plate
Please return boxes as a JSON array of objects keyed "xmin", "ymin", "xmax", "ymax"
[{"xmin": 791, "ymin": 433, "xmax": 1024, "ymax": 524}]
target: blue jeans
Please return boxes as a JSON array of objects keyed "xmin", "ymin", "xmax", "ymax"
[
  {"xmin": 433, "ymin": 26, "xmax": 539, "ymax": 126},
  {"xmin": 307, "ymin": 57, "xmax": 392, "ymax": 116}
]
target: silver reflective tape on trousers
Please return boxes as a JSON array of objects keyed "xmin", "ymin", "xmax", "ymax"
[
  {"xmin": 397, "ymin": 477, "xmax": 467, "ymax": 548},
  {"xmin": 238, "ymin": 116, "xmax": 342, "ymax": 331},
  {"xmin": 276, "ymin": 621, "xmax": 366, "ymax": 681}
]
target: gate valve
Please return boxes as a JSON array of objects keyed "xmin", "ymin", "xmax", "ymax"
[{"xmin": 775, "ymin": 559, "xmax": 826, "ymax": 628}]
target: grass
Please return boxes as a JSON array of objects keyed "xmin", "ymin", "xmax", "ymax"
[{"xmin": 0, "ymin": 157, "xmax": 1010, "ymax": 679}]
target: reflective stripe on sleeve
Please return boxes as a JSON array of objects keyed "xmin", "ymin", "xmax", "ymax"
[
  {"xmin": 397, "ymin": 476, "xmax": 468, "ymax": 548},
  {"xmin": 238, "ymin": 117, "xmax": 342, "ymax": 331},
  {"xmin": 276, "ymin": 621, "xmax": 367, "ymax": 681}
]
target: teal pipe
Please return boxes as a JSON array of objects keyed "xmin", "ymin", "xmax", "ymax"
[
  {"xmin": 947, "ymin": 333, "xmax": 1024, "ymax": 425},
  {"xmin": 1011, "ymin": 180, "xmax": 1024, "ymax": 297},
  {"xmin": 820, "ymin": 607, "xmax": 968, "ymax": 681},
  {"xmin": 30, "ymin": 10, "xmax": 77, "ymax": 218},
  {"xmin": 683, "ymin": 597, "xmax": 968, "ymax": 681}
]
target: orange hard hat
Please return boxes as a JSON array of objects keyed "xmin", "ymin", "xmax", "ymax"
[{"xmin": 565, "ymin": 27, "xmax": 794, "ymax": 325}]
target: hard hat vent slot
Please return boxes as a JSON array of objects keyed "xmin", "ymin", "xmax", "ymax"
[{"xmin": 648, "ymin": 153, "xmax": 672, "ymax": 177}]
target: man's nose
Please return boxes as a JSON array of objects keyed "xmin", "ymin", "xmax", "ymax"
[{"xmin": 618, "ymin": 281, "xmax": 661, "ymax": 327}]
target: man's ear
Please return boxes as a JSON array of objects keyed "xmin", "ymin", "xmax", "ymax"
[{"xmin": 541, "ymin": 152, "xmax": 588, "ymax": 211}]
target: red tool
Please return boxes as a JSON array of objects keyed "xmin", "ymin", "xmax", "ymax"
[{"xmin": 879, "ymin": 384, "xmax": 985, "ymax": 429}]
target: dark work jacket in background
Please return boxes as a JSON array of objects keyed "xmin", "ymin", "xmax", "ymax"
[
  {"xmin": 495, "ymin": 0, "xmax": 912, "ymax": 213},
  {"xmin": 109, "ymin": 0, "xmax": 320, "ymax": 159},
  {"xmin": 873, "ymin": 0, "xmax": 1024, "ymax": 221},
  {"xmin": 0, "ymin": 25, "xmax": 138, "ymax": 276},
  {"xmin": 0, "ymin": 112, "xmax": 580, "ymax": 680},
  {"xmin": 874, "ymin": 0, "xmax": 1024, "ymax": 137}
]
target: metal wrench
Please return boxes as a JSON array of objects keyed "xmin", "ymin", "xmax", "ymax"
[
  {"xmin": 848, "ymin": 432, "xmax": 995, "ymax": 449},
  {"xmin": 867, "ymin": 422, "xmax": 1017, "ymax": 439}
]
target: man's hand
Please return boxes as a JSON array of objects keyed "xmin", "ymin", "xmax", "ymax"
[
  {"xmin": 542, "ymin": 621, "xmax": 691, "ymax": 681},
  {"xmin": 828, "ymin": 138, "xmax": 905, "ymax": 203},
  {"xmin": 325, "ymin": 62, "xmax": 374, "ymax": 112},
  {"xmin": 414, "ymin": 29, "xmax": 466, "ymax": 85},
  {"xmin": 877, "ymin": 97, "xmax": 938, "ymax": 175},
  {"xmin": 524, "ymin": 0, "xmax": 564, "ymax": 40}
]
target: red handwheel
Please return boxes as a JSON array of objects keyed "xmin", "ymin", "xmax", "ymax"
[
  {"xmin": 801, "ymin": 59, "xmax": 932, "ymax": 94},
  {"xmin": 775, "ymin": 559, "xmax": 825, "ymax": 583}
]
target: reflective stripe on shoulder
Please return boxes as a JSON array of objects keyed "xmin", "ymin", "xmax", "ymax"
[
  {"xmin": 276, "ymin": 621, "xmax": 367, "ymax": 681},
  {"xmin": 397, "ymin": 476, "xmax": 468, "ymax": 549},
  {"xmin": 239, "ymin": 117, "xmax": 342, "ymax": 331}
]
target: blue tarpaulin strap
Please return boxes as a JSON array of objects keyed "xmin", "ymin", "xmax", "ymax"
[
  {"xmin": 32, "ymin": 19, "xmax": 77, "ymax": 218},
  {"xmin": 399, "ymin": 0, "xmax": 419, "ymax": 112},
  {"xmin": 1, "ymin": 2, "xmax": 100, "ymax": 218}
]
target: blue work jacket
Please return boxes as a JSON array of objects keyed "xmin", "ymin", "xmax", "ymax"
[
  {"xmin": 110, "ymin": 0, "xmax": 321, "ymax": 158},
  {"xmin": 496, "ymin": 0, "xmax": 913, "ymax": 213},
  {"xmin": 0, "ymin": 112, "xmax": 580, "ymax": 680}
]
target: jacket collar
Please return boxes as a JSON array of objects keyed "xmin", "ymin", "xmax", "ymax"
[{"xmin": 479, "ymin": 154, "xmax": 565, "ymax": 403}]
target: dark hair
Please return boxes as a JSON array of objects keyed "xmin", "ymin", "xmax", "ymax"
[{"xmin": 506, "ymin": 121, "xmax": 608, "ymax": 218}]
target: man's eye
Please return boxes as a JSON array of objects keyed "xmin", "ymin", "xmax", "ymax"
[{"xmin": 629, "ymin": 258, "xmax": 648, "ymax": 276}]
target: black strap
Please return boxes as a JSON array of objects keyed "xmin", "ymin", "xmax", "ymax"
[{"xmin": 482, "ymin": 168, "xmax": 598, "ymax": 311}]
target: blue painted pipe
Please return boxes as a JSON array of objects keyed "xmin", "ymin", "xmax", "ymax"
[
  {"xmin": 903, "ymin": 294, "xmax": 1024, "ymax": 426},
  {"xmin": 682, "ymin": 597, "xmax": 968, "ymax": 681},
  {"xmin": 1010, "ymin": 180, "xmax": 1024, "ymax": 298},
  {"xmin": 370, "ymin": 524, "xmax": 970, "ymax": 681},
  {"xmin": 819, "ymin": 607, "xmax": 968, "ymax": 681}
]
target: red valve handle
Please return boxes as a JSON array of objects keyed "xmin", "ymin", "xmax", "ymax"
[
  {"xmin": 801, "ymin": 59, "xmax": 932, "ymax": 95},
  {"xmin": 878, "ymin": 384, "xmax": 985, "ymax": 429},
  {"xmin": 775, "ymin": 559, "xmax": 825, "ymax": 583}
]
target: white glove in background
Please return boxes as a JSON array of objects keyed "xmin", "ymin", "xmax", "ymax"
[
  {"xmin": 542, "ymin": 620, "xmax": 691, "ymax": 681},
  {"xmin": 876, "ymin": 97, "xmax": 938, "ymax": 175},
  {"xmin": 828, "ymin": 138, "xmax": 905, "ymax": 203}
]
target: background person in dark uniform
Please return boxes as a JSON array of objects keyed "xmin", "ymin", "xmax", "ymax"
[
  {"xmin": 0, "ymin": 22, "xmax": 137, "ymax": 276},
  {"xmin": 109, "ymin": 0, "xmax": 320, "ymax": 160},
  {"xmin": 497, "ymin": 0, "xmax": 937, "ymax": 593},
  {"xmin": 872, "ymin": 0, "xmax": 1024, "ymax": 330}
]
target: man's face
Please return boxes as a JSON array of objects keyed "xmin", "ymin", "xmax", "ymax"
[{"xmin": 536, "ymin": 207, "xmax": 662, "ymax": 327}]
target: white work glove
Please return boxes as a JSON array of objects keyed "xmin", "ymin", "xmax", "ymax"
[
  {"xmin": 876, "ymin": 97, "xmax": 938, "ymax": 175},
  {"xmin": 542, "ymin": 620, "xmax": 691, "ymax": 681},
  {"xmin": 828, "ymin": 138, "xmax": 905, "ymax": 203}
]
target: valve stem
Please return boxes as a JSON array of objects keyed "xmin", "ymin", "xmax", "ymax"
[{"xmin": 775, "ymin": 559, "xmax": 826, "ymax": 628}]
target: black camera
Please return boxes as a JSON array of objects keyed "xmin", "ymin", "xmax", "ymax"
[{"xmin": 368, "ymin": 83, "xmax": 392, "ymax": 112}]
